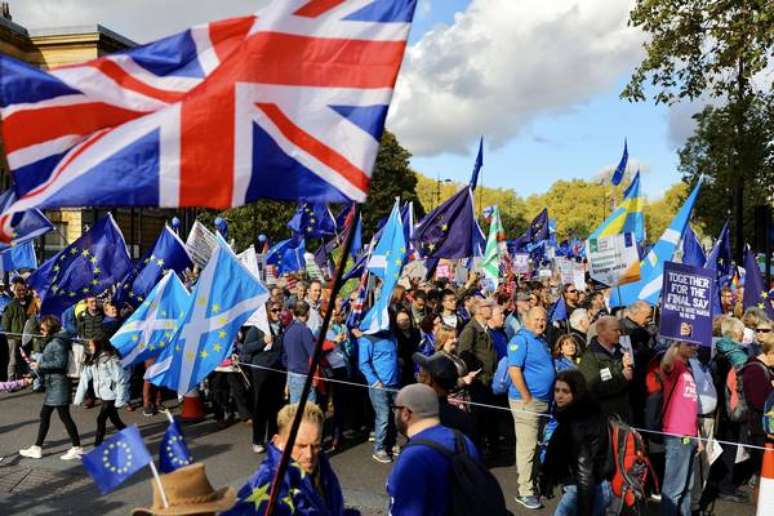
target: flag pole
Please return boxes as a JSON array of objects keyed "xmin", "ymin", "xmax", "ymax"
[
  {"xmin": 265, "ymin": 204, "xmax": 360, "ymax": 516},
  {"xmin": 148, "ymin": 461, "xmax": 170, "ymax": 509}
]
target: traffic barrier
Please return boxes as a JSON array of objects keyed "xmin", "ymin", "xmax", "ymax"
[{"xmin": 757, "ymin": 442, "xmax": 774, "ymax": 516}]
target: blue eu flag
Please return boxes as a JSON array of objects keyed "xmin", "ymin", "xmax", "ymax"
[
  {"xmin": 287, "ymin": 201, "xmax": 337, "ymax": 239},
  {"xmin": 159, "ymin": 417, "xmax": 193, "ymax": 473},
  {"xmin": 0, "ymin": 240, "xmax": 37, "ymax": 273},
  {"xmin": 611, "ymin": 139, "xmax": 628, "ymax": 185},
  {"xmin": 413, "ymin": 187, "xmax": 479, "ymax": 259},
  {"xmin": 28, "ymin": 213, "xmax": 132, "ymax": 316},
  {"xmin": 81, "ymin": 425, "xmax": 152, "ymax": 495},
  {"xmin": 265, "ymin": 237, "xmax": 306, "ymax": 275}
]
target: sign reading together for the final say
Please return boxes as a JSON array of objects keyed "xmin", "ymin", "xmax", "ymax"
[{"xmin": 658, "ymin": 261, "xmax": 714, "ymax": 347}]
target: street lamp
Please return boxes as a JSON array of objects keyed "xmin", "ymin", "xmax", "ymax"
[{"xmin": 435, "ymin": 174, "xmax": 452, "ymax": 209}]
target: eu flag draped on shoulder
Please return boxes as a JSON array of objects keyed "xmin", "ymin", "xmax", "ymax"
[
  {"xmin": 159, "ymin": 416, "xmax": 194, "ymax": 473},
  {"xmin": 742, "ymin": 245, "xmax": 774, "ymax": 318},
  {"xmin": 610, "ymin": 139, "xmax": 628, "ymax": 186},
  {"xmin": 610, "ymin": 181, "xmax": 701, "ymax": 307},
  {"xmin": 0, "ymin": 189, "xmax": 52, "ymax": 251},
  {"xmin": 589, "ymin": 171, "xmax": 645, "ymax": 243},
  {"xmin": 413, "ymin": 187, "xmax": 480, "ymax": 259},
  {"xmin": 112, "ymin": 271, "xmax": 191, "ymax": 368},
  {"xmin": 114, "ymin": 225, "xmax": 193, "ymax": 307},
  {"xmin": 0, "ymin": 0, "xmax": 418, "ymax": 242},
  {"xmin": 145, "ymin": 240, "xmax": 269, "ymax": 396},
  {"xmin": 27, "ymin": 213, "xmax": 132, "ymax": 316},
  {"xmin": 81, "ymin": 425, "xmax": 152, "ymax": 495},
  {"xmin": 360, "ymin": 201, "xmax": 405, "ymax": 334}
]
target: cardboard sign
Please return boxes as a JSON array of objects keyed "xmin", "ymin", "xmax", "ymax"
[
  {"xmin": 511, "ymin": 253, "xmax": 530, "ymax": 275},
  {"xmin": 185, "ymin": 221, "xmax": 218, "ymax": 269},
  {"xmin": 586, "ymin": 233, "xmax": 640, "ymax": 287},
  {"xmin": 658, "ymin": 261, "xmax": 714, "ymax": 347}
]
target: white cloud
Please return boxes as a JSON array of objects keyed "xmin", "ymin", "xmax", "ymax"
[
  {"xmin": 8, "ymin": 0, "xmax": 268, "ymax": 42},
  {"xmin": 387, "ymin": 0, "xmax": 646, "ymax": 156}
]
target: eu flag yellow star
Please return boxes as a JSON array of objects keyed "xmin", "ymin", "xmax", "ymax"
[
  {"xmin": 213, "ymin": 343, "xmax": 222, "ymax": 352},
  {"xmin": 200, "ymin": 350, "xmax": 208, "ymax": 359},
  {"xmin": 246, "ymin": 483, "xmax": 271, "ymax": 508}
]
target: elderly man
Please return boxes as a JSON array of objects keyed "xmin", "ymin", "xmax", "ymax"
[
  {"xmin": 226, "ymin": 403, "xmax": 354, "ymax": 515},
  {"xmin": 507, "ymin": 306, "xmax": 555, "ymax": 510},
  {"xmin": 578, "ymin": 316, "xmax": 634, "ymax": 423},
  {"xmin": 567, "ymin": 308, "xmax": 590, "ymax": 354},
  {"xmin": 620, "ymin": 300, "xmax": 656, "ymax": 426}
]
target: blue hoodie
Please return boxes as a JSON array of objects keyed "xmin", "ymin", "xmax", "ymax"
[{"xmin": 358, "ymin": 332, "xmax": 400, "ymax": 387}]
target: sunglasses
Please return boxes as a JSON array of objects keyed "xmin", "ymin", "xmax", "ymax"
[
  {"xmin": 270, "ymin": 308, "xmax": 281, "ymax": 313},
  {"xmin": 756, "ymin": 328, "xmax": 772, "ymax": 333}
]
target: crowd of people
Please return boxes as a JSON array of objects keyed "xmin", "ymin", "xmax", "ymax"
[{"xmin": 2, "ymin": 267, "xmax": 774, "ymax": 516}]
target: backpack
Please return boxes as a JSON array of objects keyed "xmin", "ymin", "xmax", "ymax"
[
  {"xmin": 491, "ymin": 356, "xmax": 512, "ymax": 395},
  {"xmin": 406, "ymin": 430, "xmax": 511, "ymax": 516},
  {"xmin": 609, "ymin": 417, "xmax": 659, "ymax": 510},
  {"xmin": 725, "ymin": 361, "xmax": 769, "ymax": 423}
]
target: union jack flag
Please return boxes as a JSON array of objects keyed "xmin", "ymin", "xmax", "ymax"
[
  {"xmin": 346, "ymin": 267, "xmax": 370, "ymax": 329},
  {"xmin": 0, "ymin": 0, "xmax": 417, "ymax": 242}
]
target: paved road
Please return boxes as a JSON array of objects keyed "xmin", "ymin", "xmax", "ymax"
[{"xmin": 0, "ymin": 388, "xmax": 752, "ymax": 514}]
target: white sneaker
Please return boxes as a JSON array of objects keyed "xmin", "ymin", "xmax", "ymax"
[
  {"xmin": 252, "ymin": 444, "xmax": 265, "ymax": 454},
  {"xmin": 60, "ymin": 447, "xmax": 84, "ymax": 461},
  {"xmin": 19, "ymin": 445, "xmax": 42, "ymax": 459}
]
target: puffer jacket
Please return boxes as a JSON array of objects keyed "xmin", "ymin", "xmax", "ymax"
[
  {"xmin": 715, "ymin": 337, "xmax": 748, "ymax": 369},
  {"xmin": 36, "ymin": 332, "xmax": 72, "ymax": 406},
  {"xmin": 74, "ymin": 353, "xmax": 130, "ymax": 406},
  {"xmin": 540, "ymin": 398, "xmax": 614, "ymax": 515}
]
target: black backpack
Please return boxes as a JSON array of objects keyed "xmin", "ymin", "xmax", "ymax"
[{"xmin": 405, "ymin": 430, "xmax": 511, "ymax": 516}]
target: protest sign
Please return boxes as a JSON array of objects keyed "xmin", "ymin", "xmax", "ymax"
[
  {"xmin": 586, "ymin": 233, "xmax": 640, "ymax": 287},
  {"xmin": 185, "ymin": 221, "xmax": 218, "ymax": 269},
  {"xmin": 435, "ymin": 260, "xmax": 452, "ymax": 279},
  {"xmin": 658, "ymin": 261, "xmax": 714, "ymax": 347},
  {"xmin": 572, "ymin": 270, "xmax": 587, "ymax": 292},
  {"xmin": 556, "ymin": 258, "xmax": 575, "ymax": 285},
  {"xmin": 511, "ymin": 253, "xmax": 530, "ymax": 275}
]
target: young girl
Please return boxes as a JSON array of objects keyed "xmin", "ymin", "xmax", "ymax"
[{"xmin": 74, "ymin": 334, "xmax": 130, "ymax": 446}]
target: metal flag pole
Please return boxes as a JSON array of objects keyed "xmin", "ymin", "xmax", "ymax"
[{"xmin": 265, "ymin": 204, "xmax": 360, "ymax": 516}]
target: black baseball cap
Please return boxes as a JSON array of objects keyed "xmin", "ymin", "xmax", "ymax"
[{"xmin": 413, "ymin": 352, "xmax": 460, "ymax": 391}]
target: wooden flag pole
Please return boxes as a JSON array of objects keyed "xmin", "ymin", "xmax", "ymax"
[
  {"xmin": 148, "ymin": 461, "xmax": 170, "ymax": 509},
  {"xmin": 265, "ymin": 204, "xmax": 360, "ymax": 516}
]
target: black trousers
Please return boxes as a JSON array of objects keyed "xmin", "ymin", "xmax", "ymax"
[
  {"xmin": 95, "ymin": 400, "xmax": 126, "ymax": 445},
  {"xmin": 36, "ymin": 405, "xmax": 80, "ymax": 447},
  {"xmin": 250, "ymin": 367, "xmax": 284, "ymax": 445}
]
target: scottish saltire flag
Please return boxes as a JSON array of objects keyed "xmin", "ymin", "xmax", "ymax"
[
  {"xmin": 0, "ymin": 241, "xmax": 37, "ymax": 274},
  {"xmin": 112, "ymin": 272, "xmax": 191, "ymax": 368},
  {"xmin": 413, "ymin": 187, "xmax": 479, "ymax": 259},
  {"xmin": 81, "ymin": 425, "xmax": 152, "ymax": 495},
  {"xmin": 611, "ymin": 139, "xmax": 628, "ymax": 186},
  {"xmin": 159, "ymin": 417, "xmax": 194, "ymax": 473},
  {"xmin": 469, "ymin": 136, "xmax": 484, "ymax": 190},
  {"xmin": 146, "ymin": 243, "xmax": 269, "ymax": 395},
  {"xmin": 0, "ymin": 189, "xmax": 52, "ymax": 251},
  {"xmin": 481, "ymin": 205, "xmax": 506, "ymax": 288},
  {"xmin": 288, "ymin": 202, "xmax": 337, "ymax": 239},
  {"xmin": 742, "ymin": 246, "xmax": 773, "ymax": 318},
  {"xmin": 27, "ymin": 213, "xmax": 132, "ymax": 316},
  {"xmin": 265, "ymin": 237, "xmax": 306, "ymax": 275},
  {"xmin": 361, "ymin": 201, "xmax": 405, "ymax": 334},
  {"xmin": 610, "ymin": 181, "xmax": 701, "ymax": 307},
  {"xmin": 0, "ymin": 1, "xmax": 418, "ymax": 242},
  {"xmin": 681, "ymin": 225, "xmax": 706, "ymax": 267},
  {"xmin": 114, "ymin": 226, "xmax": 192, "ymax": 307},
  {"xmin": 589, "ymin": 172, "xmax": 645, "ymax": 242}
]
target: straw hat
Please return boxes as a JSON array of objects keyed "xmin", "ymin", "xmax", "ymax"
[{"xmin": 132, "ymin": 463, "xmax": 236, "ymax": 515}]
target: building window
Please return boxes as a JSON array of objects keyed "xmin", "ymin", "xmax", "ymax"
[{"xmin": 43, "ymin": 221, "xmax": 68, "ymax": 259}]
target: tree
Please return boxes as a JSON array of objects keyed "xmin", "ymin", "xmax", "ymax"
[
  {"xmin": 622, "ymin": 0, "xmax": 773, "ymax": 259},
  {"xmin": 677, "ymin": 94, "xmax": 774, "ymax": 242}
]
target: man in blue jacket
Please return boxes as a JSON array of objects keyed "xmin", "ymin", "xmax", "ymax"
[
  {"xmin": 357, "ymin": 330, "xmax": 400, "ymax": 463},
  {"xmin": 282, "ymin": 302, "xmax": 316, "ymax": 404}
]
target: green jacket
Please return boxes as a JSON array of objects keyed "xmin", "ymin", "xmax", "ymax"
[
  {"xmin": 578, "ymin": 338, "xmax": 632, "ymax": 423},
  {"xmin": 2, "ymin": 297, "xmax": 30, "ymax": 342},
  {"xmin": 458, "ymin": 318, "xmax": 496, "ymax": 386},
  {"xmin": 77, "ymin": 310, "xmax": 104, "ymax": 340}
]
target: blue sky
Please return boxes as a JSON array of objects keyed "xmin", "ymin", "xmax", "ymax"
[{"xmin": 398, "ymin": 0, "xmax": 688, "ymax": 200}]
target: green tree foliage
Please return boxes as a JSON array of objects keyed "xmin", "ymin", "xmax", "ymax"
[
  {"xmin": 622, "ymin": 0, "xmax": 773, "ymax": 255},
  {"xmin": 677, "ymin": 94, "xmax": 774, "ymax": 242}
]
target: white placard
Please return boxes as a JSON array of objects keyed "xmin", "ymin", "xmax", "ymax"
[
  {"xmin": 185, "ymin": 221, "xmax": 218, "ymax": 269},
  {"xmin": 586, "ymin": 233, "xmax": 641, "ymax": 287}
]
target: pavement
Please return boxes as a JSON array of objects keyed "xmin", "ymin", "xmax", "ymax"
[{"xmin": 0, "ymin": 387, "xmax": 754, "ymax": 515}]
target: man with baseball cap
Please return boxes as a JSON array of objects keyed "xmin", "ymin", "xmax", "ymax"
[{"xmin": 386, "ymin": 384, "xmax": 482, "ymax": 515}]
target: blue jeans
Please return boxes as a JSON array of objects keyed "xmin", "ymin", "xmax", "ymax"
[
  {"xmin": 554, "ymin": 481, "xmax": 611, "ymax": 516},
  {"xmin": 661, "ymin": 436, "xmax": 696, "ymax": 516},
  {"xmin": 287, "ymin": 372, "xmax": 316, "ymax": 404},
  {"xmin": 368, "ymin": 387, "xmax": 396, "ymax": 453}
]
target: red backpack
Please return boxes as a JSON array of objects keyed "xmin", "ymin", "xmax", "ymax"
[{"xmin": 609, "ymin": 418, "xmax": 659, "ymax": 509}]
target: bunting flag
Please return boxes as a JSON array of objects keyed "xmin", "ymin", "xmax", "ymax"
[
  {"xmin": 469, "ymin": 136, "xmax": 484, "ymax": 190},
  {"xmin": 610, "ymin": 181, "xmax": 701, "ymax": 307},
  {"xmin": 681, "ymin": 225, "xmax": 706, "ymax": 267},
  {"xmin": 26, "ymin": 214, "xmax": 132, "ymax": 316},
  {"xmin": 589, "ymin": 171, "xmax": 645, "ymax": 243},
  {"xmin": 481, "ymin": 205, "xmax": 506, "ymax": 289},
  {"xmin": 413, "ymin": 187, "xmax": 480, "ymax": 259},
  {"xmin": 112, "ymin": 271, "xmax": 191, "ymax": 368},
  {"xmin": 742, "ymin": 246, "xmax": 773, "ymax": 318},
  {"xmin": 611, "ymin": 139, "xmax": 628, "ymax": 186},
  {"xmin": 360, "ymin": 201, "xmax": 405, "ymax": 334}
]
